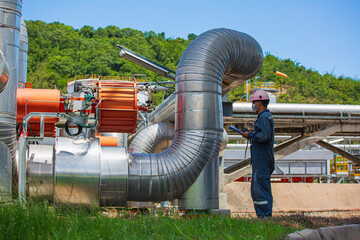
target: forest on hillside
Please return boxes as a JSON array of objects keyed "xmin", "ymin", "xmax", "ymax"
[{"xmin": 26, "ymin": 20, "xmax": 360, "ymax": 105}]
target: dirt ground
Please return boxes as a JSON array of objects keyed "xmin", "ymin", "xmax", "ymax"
[{"xmin": 232, "ymin": 210, "xmax": 360, "ymax": 229}]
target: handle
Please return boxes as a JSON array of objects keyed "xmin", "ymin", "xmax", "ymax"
[{"xmin": 229, "ymin": 125, "xmax": 243, "ymax": 133}]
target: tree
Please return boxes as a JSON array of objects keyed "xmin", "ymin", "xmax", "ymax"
[{"xmin": 26, "ymin": 20, "xmax": 360, "ymax": 105}]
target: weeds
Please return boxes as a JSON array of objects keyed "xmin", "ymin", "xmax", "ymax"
[{"xmin": 0, "ymin": 201, "xmax": 296, "ymax": 240}]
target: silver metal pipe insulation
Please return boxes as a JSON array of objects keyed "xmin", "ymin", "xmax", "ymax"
[
  {"xmin": 18, "ymin": 16, "xmax": 27, "ymax": 87},
  {"xmin": 131, "ymin": 29, "xmax": 264, "ymax": 138},
  {"xmin": 130, "ymin": 121, "xmax": 227, "ymax": 157},
  {"xmin": 135, "ymin": 93, "xmax": 176, "ymax": 134},
  {"xmin": 0, "ymin": 51, "xmax": 10, "ymax": 93},
  {"xmin": 118, "ymin": 45, "xmax": 176, "ymax": 80},
  {"xmin": 126, "ymin": 28, "xmax": 263, "ymax": 202},
  {"xmin": 129, "ymin": 122, "xmax": 175, "ymax": 154},
  {"xmin": 233, "ymin": 103, "xmax": 360, "ymax": 116},
  {"xmin": 0, "ymin": 0, "xmax": 22, "ymax": 200}
]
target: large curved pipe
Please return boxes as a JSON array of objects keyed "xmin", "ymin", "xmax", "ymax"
[
  {"xmin": 130, "ymin": 122, "xmax": 228, "ymax": 154},
  {"xmin": 127, "ymin": 28, "xmax": 263, "ymax": 201},
  {"xmin": 134, "ymin": 27, "xmax": 265, "ymax": 134}
]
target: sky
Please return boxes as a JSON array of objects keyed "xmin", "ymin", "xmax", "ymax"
[{"xmin": 23, "ymin": 0, "xmax": 360, "ymax": 79}]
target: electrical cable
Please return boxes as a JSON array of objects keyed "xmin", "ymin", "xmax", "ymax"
[
  {"xmin": 64, "ymin": 119, "xmax": 83, "ymax": 136},
  {"xmin": 153, "ymin": 74, "xmax": 175, "ymax": 91}
]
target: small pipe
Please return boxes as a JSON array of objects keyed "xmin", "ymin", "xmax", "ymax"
[{"xmin": 118, "ymin": 45, "xmax": 176, "ymax": 80}]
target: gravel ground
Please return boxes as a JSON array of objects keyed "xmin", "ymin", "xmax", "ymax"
[{"xmin": 232, "ymin": 211, "xmax": 360, "ymax": 229}]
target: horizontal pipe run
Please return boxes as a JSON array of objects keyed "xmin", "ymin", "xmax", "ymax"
[
  {"xmin": 233, "ymin": 103, "xmax": 360, "ymax": 116},
  {"xmin": 228, "ymin": 135, "xmax": 292, "ymax": 140}
]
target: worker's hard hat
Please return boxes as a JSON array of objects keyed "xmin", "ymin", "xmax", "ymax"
[{"xmin": 251, "ymin": 90, "xmax": 270, "ymax": 102}]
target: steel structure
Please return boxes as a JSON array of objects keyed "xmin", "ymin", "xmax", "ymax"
[{"xmin": 223, "ymin": 103, "xmax": 360, "ymax": 185}]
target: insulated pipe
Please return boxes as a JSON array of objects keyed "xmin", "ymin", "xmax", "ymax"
[
  {"xmin": 17, "ymin": 16, "xmax": 27, "ymax": 88},
  {"xmin": 135, "ymin": 94, "xmax": 176, "ymax": 134},
  {"xmin": 130, "ymin": 122, "xmax": 228, "ymax": 155},
  {"xmin": 118, "ymin": 45, "xmax": 176, "ymax": 80},
  {"xmin": 0, "ymin": 50, "xmax": 10, "ymax": 93},
  {"xmin": 0, "ymin": 0, "xmax": 22, "ymax": 199},
  {"xmin": 129, "ymin": 122, "xmax": 175, "ymax": 154},
  {"xmin": 233, "ymin": 103, "xmax": 360, "ymax": 116},
  {"xmin": 127, "ymin": 28, "xmax": 263, "ymax": 201},
  {"xmin": 131, "ymin": 27, "xmax": 266, "ymax": 135}
]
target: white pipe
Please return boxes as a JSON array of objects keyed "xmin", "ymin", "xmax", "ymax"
[
  {"xmin": 228, "ymin": 135, "xmax": 292, "ymax": 140},
  {"xmin": 233, "ymin": 103, "xmax": 360, "ymax": 115},
  {"xmin": 226, "ymin": 143, "xmax": 360, "ymax": 151}
]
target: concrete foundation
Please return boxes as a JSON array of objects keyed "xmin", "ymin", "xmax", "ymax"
[{"xmin": 224, "ymin": 182, "xmax": 360, "ymax": 212}]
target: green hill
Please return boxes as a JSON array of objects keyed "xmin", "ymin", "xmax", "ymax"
[{"xmin": 26, "ymin": 20, "xmax": 360, "ymax": 105}]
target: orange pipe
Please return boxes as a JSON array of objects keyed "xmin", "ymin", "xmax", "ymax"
[
  {"xmin": 97, "ymin": 136, "xmax": 118, "ymax": 146},
  {"xmin": 17, "ymin": 88, "xmax": 61, "ymax": 137},
  {"xmin": 17, "ymin": 88, "xmax": 60, "ymax": 121}
]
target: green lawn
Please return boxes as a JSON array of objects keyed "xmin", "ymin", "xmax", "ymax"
[{"xmin": 0, "ymin": 202, "xmax": 297, "ymax": 240}]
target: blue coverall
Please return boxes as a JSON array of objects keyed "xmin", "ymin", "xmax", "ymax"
[{"xmin": 247, "ymin": 109, "xmax": 275, "ymax": 218}]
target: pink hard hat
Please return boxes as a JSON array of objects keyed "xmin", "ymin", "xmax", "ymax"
[{"xmin": 251, "ymin": 90, "xmax": 270, "ymax": 102}]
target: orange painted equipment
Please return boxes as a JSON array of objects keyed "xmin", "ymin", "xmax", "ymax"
[
  {"xmin": 17, "ymin": 88, "xmax": 60, "ymax": 137},
  {"xmin": 97, "ymin": 81, "xmax": 138, "ymax": 133},
  {"xmin": 275, "ymin": 71, "xmax": 287, "ymax": 78},
  {"xmin": 24, "ymin": 82, "xmax": 32, "ymax": 88},
  {"xmin": 97, "ymin": 136, "xmax": 118, "ymax": 146}
]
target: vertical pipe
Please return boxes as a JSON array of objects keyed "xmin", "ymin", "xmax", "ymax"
[
  {"xmin": 18, "ymin": 16, "xmax": 27, "ymax": 88},
  {"xmin": 0, "ymin": 0, "xmax": 22, "ymax": 199},
  {"xmin": 178, "ymin": 156, "xmax": 220, "ymax": 210}
]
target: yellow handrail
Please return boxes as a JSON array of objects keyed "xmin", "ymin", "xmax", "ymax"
[
  {"xmin": 68, "ymin": 75, "xmax": 139, "ymax": 83},
  {"xmin": 244, "ymin": 81, "xmax": 281, "ymax": 94}
]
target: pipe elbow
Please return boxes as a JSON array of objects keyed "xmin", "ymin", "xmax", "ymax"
[{"xmin": 128, "ymin": 28, "xmax": 263, "ymax": 201}]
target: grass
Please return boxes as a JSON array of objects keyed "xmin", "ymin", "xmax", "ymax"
[{"xmin": 0, "ymin": 201, "xmax": 297, "ymax": 240}]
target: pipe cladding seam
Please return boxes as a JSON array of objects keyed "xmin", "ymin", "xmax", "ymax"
[{"xmin": 127, "ymin": 28, "xmax": 263, "ymax": 201}]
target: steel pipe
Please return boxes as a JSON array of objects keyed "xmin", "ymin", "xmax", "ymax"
[
  {"xmin": 118, "ymin": 45, "xmax": 176, "ymax": 80},
  {"xmin": 129, "ymin": 122, "xmax": 174, "ymax": 153},
  {"xmin": 233, "ymin": 103, "xmax": 360, "ymax": 116},
  {"xmin": 135, "ymin": 93, "xmax": 176, "ymax": 134},
  {"xmin": 0, "ymin": 50, "xmax": 10, "ymax": 93},
  {"xmin": 18, "ymin": 16, "xmax": 27, "ymax": 87},
  {"xmin": 0, "ymin": 0, "xmax": 22, "ymax": 199},
  {"xmin": 127, "ymin": 28, "xmax": 263, "ymax": 201}
]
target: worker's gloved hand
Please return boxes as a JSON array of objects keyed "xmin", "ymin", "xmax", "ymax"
[{"xmin": 242, "ymin": 131, "xmax": 251, "ymax": 139}]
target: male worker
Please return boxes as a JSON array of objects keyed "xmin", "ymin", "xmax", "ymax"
[{"xmin": 241, "ymin": 90, "xmax": 275, "ymax": 218}]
